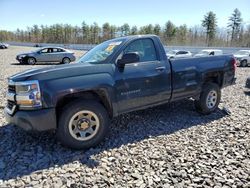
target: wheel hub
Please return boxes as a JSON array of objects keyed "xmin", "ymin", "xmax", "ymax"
[
  {"xmin": 69, "ymin": 110, "xmax": 100, "ymax": 141},
  {"xmin": 206, "ymin": 90, "xmax": 217, "ymax": 109},
  {"xmin": 77, "ymin": 118, "xmax": 90, "ymax": 130}
]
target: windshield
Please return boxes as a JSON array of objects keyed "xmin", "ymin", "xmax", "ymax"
[
  {"xmin": 198, "ymin": 50, "xmax": 210, "ymax": 55},
  {"xmin": 32, "ymin": 48, "xmax": 43, "ymax": 53},
  {"xmin": 78, "ymin": 39, "xmax": 124, "ymax": 64},
  {"xmin": 167, "ymin": 50, "xmax": 177, "ymax": 55},
  {"xmin": 234, "ymin": 51, "xmax": 250, "ymax": 56}
]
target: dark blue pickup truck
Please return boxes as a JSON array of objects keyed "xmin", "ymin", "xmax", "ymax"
[{"xmin": 5, "ymin": 35, "xmax": 236, "ymax": 149}]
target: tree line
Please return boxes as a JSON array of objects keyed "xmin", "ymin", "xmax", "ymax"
[{"xmin": 0, "ymin": 8, "xmax": 249, "ymax": 47}]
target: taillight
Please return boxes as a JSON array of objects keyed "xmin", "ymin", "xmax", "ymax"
[{"xmin": 232, "ymin": 57, "xmax": 237, "ymax": 71}]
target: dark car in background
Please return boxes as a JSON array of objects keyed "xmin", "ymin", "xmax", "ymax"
[
  {"xmin": 16, "ymin": 47, "xmax": 76, "ymax": 65},
  {"xmin": 0, "ymin": 42, "xmax": 9, "ymax": 49}
]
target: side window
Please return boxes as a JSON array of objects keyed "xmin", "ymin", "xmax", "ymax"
[
  {"xmin": 40, "ymin": 48, "xmax": 49, "ymax": 53},
  {"xmin": 54, "ymin": 48, "xmax": 64, "ymax": 52},
  {"xmin": 47, "ymin": 48, "xmax": 53, "ymax": 53},
  {"xmin": 124, "ymin": 39, "xmax": 157, "ymax": 62},
  {"xmin": 178, "ymin": 51, "xmax": 188, "ymax": 55},
  {"xmin": 53, "ymin": 48, "xmax": 58, "ymax": 52}
]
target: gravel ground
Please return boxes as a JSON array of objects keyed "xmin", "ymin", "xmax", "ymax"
[{"xmin": 0, "ymin": 46, "xmax": 249, "ymax": 187}]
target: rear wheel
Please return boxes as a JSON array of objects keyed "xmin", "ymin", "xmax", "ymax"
[
  {"xmin": 194, "ymin": 83, "xmax": 221, "ymax": 115},
  {"xmin": 56, "ymin": 100, "xmax": 110, "ymax": 149},
  {"xmin": 62, "ymin": 57, "xmax": 70, "ymax": 64},
  {"xmin": 27, "ymin": 57, "xmax": 36, "ymax": 65},
  {"xmin": 241, "ymin": 60, "xmax": 247, "ymax": 67}
]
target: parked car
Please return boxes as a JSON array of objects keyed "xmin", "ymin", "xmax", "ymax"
[
  {"xmin": 194, "ymin": 49, "xmax": 223, "ymax": 57},
  {"xmin": 16, "ymin": 47, "xmax": 76, "ymax": 65},
  {"xmin": 233, "ymin": 50, "xmax": 250, "ymax": 67},
  {"xmin": 0, "ymin": 42, "xmax": 9, "ymax": 49},
  {"xmin": 166, "ymin": 50, "xmax": 192, "ymax": 59},
  {"xmin": 246, "ymin": 76, "xmax": 250, "ymax": 89},
  {"xmin": 5, "ymin": 35, "xmax": 236, "ymax": 149}
]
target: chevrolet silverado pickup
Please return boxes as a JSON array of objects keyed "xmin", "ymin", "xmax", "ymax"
[{"xmin": 5, "ymin": 35, "xmax": 236, "ymax": 149}]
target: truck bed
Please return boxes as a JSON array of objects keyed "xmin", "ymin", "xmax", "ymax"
[{"xmin": 170, "ymin": 55, "xmax": 235, "ymax": 101}]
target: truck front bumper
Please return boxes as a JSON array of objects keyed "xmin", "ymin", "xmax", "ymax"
[{"xmin": 4, "ymin": 108, "xmax": 57, "ymax": 131}]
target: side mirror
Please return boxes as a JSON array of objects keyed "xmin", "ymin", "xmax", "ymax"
[{"xmin": 117, "ymin": 52, "xmax": 139, "ymax": 67}]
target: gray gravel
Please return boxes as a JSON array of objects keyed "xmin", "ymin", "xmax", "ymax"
[{"xmin": 0, "ymin": 46, "xmax": 250, "ymax": 187}]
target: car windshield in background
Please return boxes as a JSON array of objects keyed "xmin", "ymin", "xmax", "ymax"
[
  {"xmin": 78, "ymin": 40, "xmax": 124, "ymax": 64},
  {"xmin": 234, "ymin": 51, "xmax": 249, "ymax": 55},
  {"xmin": 32, "ymin": 48, "xmax": 42, "ymax": 53},
  {"xmin": 167, "ymin": 50, "xmax": 177, "ymax": 55},
  {"xmin": 199, "ymin": 51, "xmax": 210, "ymax": 55}
]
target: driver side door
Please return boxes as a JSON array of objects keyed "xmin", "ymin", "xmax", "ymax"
[
  {"xmin": 37, "ymin": 48, "xmax": 50, "ymax": 62},
  {"xmin": 115, "ymin": 38, "xmax": 171, "ymax": 113}
]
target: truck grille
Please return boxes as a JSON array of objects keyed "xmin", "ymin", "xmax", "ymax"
[{"xmin": 8, "ymin": 85, "xmax": 16, "ymax": 93}]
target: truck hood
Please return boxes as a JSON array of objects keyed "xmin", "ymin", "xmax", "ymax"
[{"xmin": 9, "ymin": 63, "xmax": 113, "ymax": 82}]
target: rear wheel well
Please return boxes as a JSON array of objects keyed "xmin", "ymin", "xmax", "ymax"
[
  {"xmin": 62, "ymin": 56, "xmax": 70, "ymax": 61},
  {"xmin": 55, "ymin": 90, "xmax": 113, "ymax": 122},
  {"xmin": 203, "ymin": 72, "xmax": 223, "ymax": 87}
]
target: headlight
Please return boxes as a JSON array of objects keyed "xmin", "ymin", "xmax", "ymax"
[
  {"xmin": 18, "ymin": 55, "xmax": 26, "ymax": 59},
  {"xmin": 15, "ymin": 80, "xmax": 42, "ymax": 109}
]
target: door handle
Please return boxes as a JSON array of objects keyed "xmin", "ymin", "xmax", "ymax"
[{"xmin": 155, "ymin": 66, "xmax": 166, "ymax": 71}]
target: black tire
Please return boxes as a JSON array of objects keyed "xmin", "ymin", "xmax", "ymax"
[
  {"xmin": 241, "ymin": 60, "xmax": 248, "ymax": 67},
  {"xmin": 194, "ymin": 83, "xmax": 221, "ymax": 115},
  {"xmin": 27, "ymin": 57, "xmax": 36, "ymax": 65},
  {"xmin": 56, "ymin": 100, "xmax": 110, "ymax": 150},
  {"xmin": 62, "ymin": 57, "xmax": 70, "ymax": 64}
]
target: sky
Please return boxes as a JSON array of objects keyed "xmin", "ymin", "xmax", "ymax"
[{"xmin": 0, "ymin": 0, "xmax": 250, "ymax": 31}]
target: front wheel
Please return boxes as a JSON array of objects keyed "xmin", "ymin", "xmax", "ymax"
[
  {"xmin": 62, "ymin": 57, "xmax": 71, "ymax": 64},
  {"xmin": 194, "ymin": 83, "xmax": 221, "ymax": 115},
  {"xmin": 27, "ymin": 57, "xmax": 36, "ymax": 65},
  {"xmin": 56, "ymin": 100, "xmax": 110, "ymax": 150},
  {"xmin": 241, "ymin": 60, "xmax": 248, "ymax": 67}
]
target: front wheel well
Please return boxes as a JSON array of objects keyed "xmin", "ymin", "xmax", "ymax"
[
  {"xmin": 25, "ymin": 56, "xmax": 37, "ymax": 62},
  {"xmin": 55, "ymin": 90, "xmax": 113, "ymax": 121},
  {"xmin": 62, "ymin": 57, "xmax": 70, "ymax": 61}
]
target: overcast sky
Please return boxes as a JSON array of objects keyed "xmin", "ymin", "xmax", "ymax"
[{"xmin": 0, "ymin": 0, "xmax": 250, "ymax": 31}]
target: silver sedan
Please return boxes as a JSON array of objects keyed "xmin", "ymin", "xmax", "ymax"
[{"xmin": 16, "ymin": 47, "xmax": 76, "ymax": 65}]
